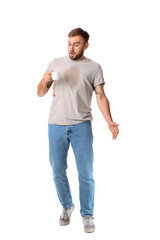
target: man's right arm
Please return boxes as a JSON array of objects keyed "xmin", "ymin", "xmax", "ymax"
[{"xmin": 37, "ymin": 71, "xmax": 53, "ymax": 97}]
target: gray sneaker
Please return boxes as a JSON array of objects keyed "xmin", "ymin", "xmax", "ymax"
[
  {"xmin": 82, "ymin": 216, "xmax": 95, "ymax": 233},
  {"xmin": 59, "ymin": 204, "xmax": 75, "ymax": 226}
]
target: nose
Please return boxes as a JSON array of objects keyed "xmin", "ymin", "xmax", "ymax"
[{"xmin": 70, "ymin": 45, "xmax": 74, "ymax": 51}]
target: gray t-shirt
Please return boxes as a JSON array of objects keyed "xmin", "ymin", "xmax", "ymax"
[{"xmin": 46, "ymin": 56, "xmax": 105, "ymax": 125}]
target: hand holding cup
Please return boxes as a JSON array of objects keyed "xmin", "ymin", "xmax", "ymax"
[{"xmin": 43, "ymin": 71, "xmax": 53, "ymax": 84}]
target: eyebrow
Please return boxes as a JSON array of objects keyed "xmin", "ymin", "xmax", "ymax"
[{"xmin": 68, "ymin": 41, "xmax": 81, "ymax": 44}]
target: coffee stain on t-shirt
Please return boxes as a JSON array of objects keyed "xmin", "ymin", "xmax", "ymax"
[{"xmin": 64, "ymin": 65, "xmax": 80, "ymax": 90}]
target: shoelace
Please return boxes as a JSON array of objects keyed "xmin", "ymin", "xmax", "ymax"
[
  {"xmin": 83, "ymin": 217, "xmax": 94, "ymax": 226},
  {"xmin": 60, "ymin": 209, "xmax": 68, "ymax": 219},
  {"xmin": 60, "ymin": 208, "xmax": 69, "ymax": 220}
]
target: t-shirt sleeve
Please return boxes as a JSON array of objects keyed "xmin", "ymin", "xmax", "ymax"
[
  {"xmin": 46, "ymin": 59, "xmax": 56, "ymax": 71},
  {"xmin": 93, "ymin": 64, "xmax": 105, "ymax": 90}
]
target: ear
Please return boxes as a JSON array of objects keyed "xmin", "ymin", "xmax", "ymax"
[{"xmin": 84, "ymin": 42, "xmax": 89, "ymax": 50}]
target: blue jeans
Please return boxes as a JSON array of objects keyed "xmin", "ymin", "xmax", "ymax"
[{"xmin": 48, "ymin": 120, "xmax": 94, "ymax": 217}]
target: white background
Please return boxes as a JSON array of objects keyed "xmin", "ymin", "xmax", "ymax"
[{"xmin": 0, "ymin": 0, "xmax": 160, "ymax": 239}]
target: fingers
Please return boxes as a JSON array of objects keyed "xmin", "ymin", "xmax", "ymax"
[
  {"xmin": 113, "ymin": 128, "xmax": 119, "ymax": 140},
  {"xmin": 113, "ymin": 122, "xmax": 119, "ymax": 127},
  {"xmin": 47, "ymin": 71, "xmax": 53, "ymax": 75},
  {"xmin": 44, "ymin": 71, "xmax": 53, "ymax": 82},
  {"xmin": 113, "ymin": 134, "xmax": 117, "ymax": 140},
  {"xmin": 112, "ymin": 122, "xmax": 119, "ymax": 140},
  {"xmin": 113, "ymin": 134, "xmax": 118, "ymax": 140}
]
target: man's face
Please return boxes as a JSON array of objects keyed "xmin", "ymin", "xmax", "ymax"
[{"xmin": 68, "ymin": 35, "xmax": 88, "ymax": 61}]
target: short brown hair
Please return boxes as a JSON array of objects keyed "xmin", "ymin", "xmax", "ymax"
[{"xmin": 68, "ymin": 28, "xmax": 90, "ymax": 44}]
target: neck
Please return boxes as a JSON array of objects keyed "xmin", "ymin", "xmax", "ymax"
[{"xmin": 77, "ymin": 55, "xmax": 86, "ymax": 61}]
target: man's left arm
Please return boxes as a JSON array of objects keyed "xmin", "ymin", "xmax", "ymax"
[{"xmin": 95, "ymin": 84, "xmax": 119, "ymax": 140}]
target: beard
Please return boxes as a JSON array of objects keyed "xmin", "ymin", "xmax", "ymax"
[{"xmin": 69, "ymin": 48, "xmax": 84, "ymax": 61}]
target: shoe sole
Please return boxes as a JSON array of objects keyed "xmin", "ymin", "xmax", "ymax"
[
  {"xmin": 84, "ymin": 227, "xmax": 95, "ymax": 233},
  {"xmin": 59, "ymin": 220, "xmax": 70, "ymax": 226},
  {"xmin": 59, "ymin": 204, "xmax": 75, "ymax": 226}
]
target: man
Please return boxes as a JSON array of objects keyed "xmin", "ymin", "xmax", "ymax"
[{"xmin": 37, "ymin": 28, "xmax": 119, "ymax": 233}]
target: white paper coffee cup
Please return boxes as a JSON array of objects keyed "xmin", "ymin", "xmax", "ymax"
[{"xmin": 52, "ymin": 72, "xmax": 60, "ymax": 80}]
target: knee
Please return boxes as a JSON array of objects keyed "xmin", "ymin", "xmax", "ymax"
[
  {"xmin": 49, "ymin": 157, "xmax": 68, "ymax": 177},
  {"xmin": 79, "ymin": 172, "xmax": 94, "ymax": 182},
  {"xmin": 52, "ymin": 167, "xmax": 66, "ymax": 178}
]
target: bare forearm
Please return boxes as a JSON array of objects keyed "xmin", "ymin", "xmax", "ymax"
[
  {"xmin": 97, "ymin": 96, "xmax": 113, "ymax": 124},
  {"xmin": 37, "ymin": 78, "xmax": 53, "ymax": 97},
  {"xmin": 37, "ymin": 79, "xmax": 47, "ymax": 97}
]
